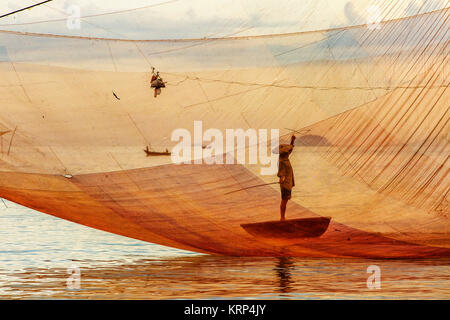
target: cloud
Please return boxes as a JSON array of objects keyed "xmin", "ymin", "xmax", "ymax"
[
  {"xmin": 0, "ymin": 0, "xmax": 448, "ymax": 40},
  {"xmin": 343, "ymin": 0, "xmax": 449, "ymax": 26},
  {"xmin": 344, "ymin": 2, "xmax": 361, "ymax": 25},
  {"xmin": 0, "ymin": 0, "xmax": 343, "ymax": 39}
]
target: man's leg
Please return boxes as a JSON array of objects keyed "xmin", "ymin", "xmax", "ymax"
[{"xmin": 280, "ymin": 199, "xmax": 288, "ymax": 221}]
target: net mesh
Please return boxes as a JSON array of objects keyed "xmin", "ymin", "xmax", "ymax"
[{"xmin": 0, "ymin": 1, "xmax": 448, "ymax": 253}]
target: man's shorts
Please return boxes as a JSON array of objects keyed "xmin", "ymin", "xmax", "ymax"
[{"xmin": 281, "ymin": 187, "xmax": 291, "ymax": 200}]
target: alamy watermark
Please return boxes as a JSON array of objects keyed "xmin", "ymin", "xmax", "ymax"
[
  {"xmin": 66, "ymin": 264, "xmax": 81, "ymax": 290},
  {"xmin": 66, "ymin": 5, "xmax": 81, "ymax": 30},
  {"xmin": 366, "ymin": 5, "xmax": 383, "ymax": 30},
  {"xmin": 171, "ymin": 121, "xmax": 279, "ymax": 175},
  {"xmin": 366, "ymin": 265, "xmax": 381, "ymax": 289}
]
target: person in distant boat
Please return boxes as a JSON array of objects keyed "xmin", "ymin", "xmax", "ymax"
[
  {"xmin": 150, "ymin": 67, "xmax": 165, "ymax": 98},
  {"xmin": 277, "ymin": 134, "xmax": 296, "ymax": 221}
]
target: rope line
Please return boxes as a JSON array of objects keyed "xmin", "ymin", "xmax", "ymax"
[
  {"xmin": 0, "ymin": 0, "xmax": 178, "ymax": 26},
  {"xmin": 0, "ymin": 0, "xmax": 53, "ymax": 20}
]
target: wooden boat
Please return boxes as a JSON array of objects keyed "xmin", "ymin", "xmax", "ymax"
[
  {"xmin": 241, "ymin": 217, "xmax": 331, "ymax": 240},
  {"xmin": 144, "ymin": 146, "xmax": 171, "ymax": 156}
]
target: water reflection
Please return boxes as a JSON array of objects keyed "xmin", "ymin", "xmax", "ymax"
[
  {"xmin": 2, "ymin": 255, "xmax": 449, "ymax": 299},
  {"xmin": 274, "ymin": 257, "xmax": 294, "ymax": 295},
  {"xmin": 1, "ymin": 201, "xmax": 449, "ymax": 299}
]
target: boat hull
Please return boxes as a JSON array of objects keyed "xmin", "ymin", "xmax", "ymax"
[{"xmin": 241, "ymin": 217, "xmax": 332, "ymax": 240}]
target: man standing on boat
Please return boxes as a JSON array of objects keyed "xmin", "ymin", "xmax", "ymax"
[{"xmin": 277, "ymin": 135, "xmax": 296, "ymax": 221}]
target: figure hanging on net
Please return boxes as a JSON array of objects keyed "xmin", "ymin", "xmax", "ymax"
[{"xmin": 150, "ymin": 67, "xmax": 165, "ymax": 98}]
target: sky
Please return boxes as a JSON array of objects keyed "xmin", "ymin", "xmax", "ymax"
[{"xmin": 0, "ymin": 0, "xmax": 448, "ymax": 39}]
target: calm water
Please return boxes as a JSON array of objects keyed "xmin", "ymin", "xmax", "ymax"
[{"xmin": 0, "ymin": 199, "xmax": 449, "ymax": 299}]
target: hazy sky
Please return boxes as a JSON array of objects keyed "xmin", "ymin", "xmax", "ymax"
[{"xmin": 0, "ymin": 0, "xmax": 448, "ymax": 39}]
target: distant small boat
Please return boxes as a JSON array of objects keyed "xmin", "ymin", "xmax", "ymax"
[
  {"xmin": 144, "ymin": 146, "xmax": 171, "ymax": 156},
  {"xmin": 241, "ymin": 217, "xmax": 331, "ymax": 240}
]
